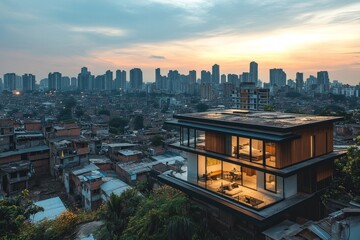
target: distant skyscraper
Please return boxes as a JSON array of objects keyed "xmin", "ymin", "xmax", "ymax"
[
  {"xmin": 78, "ymin": 67, "xmax": 91, "ymax": 91},
  {"xmin": 105, "ymin": 70, "xmax": 113, "ymax": 91},
  {"xmin": 228, "ymin": 74, "xmax": 239, "ymax": 87},
  {"xmin": 249, "ymin": 61, "xmax": 258, "ymax": 83},
  {"xmin": 48, "ymin": 72, "xmax": 62, "ymax": 90},
  {"xmin": 241, "ymin": 72, "xmax": 250, "ymax": 82},
  {"xmin": 15, "ymin": 75, "xmax": 22, "ymax": 90},
  {"xmin": 4, "ymin": 73, "xmax": 16, "ymax": 91},
  {"xmin": 211, "ymin": 64, "xmax": 220, "ymax": 85},
  {"xmin": 167, "ymin": 70, "xmax": 180, "ymax": 93},
  {"xmin": 155, "ymin": 68, "xmax": 161, "ymax": 89},
  {"xmin": 317, "ymin": 71, "xmax": 330, "ymax": 93},
  {"xmin": 120, "ymin": 70, "xmax": 126, "ymax": 90},
  {"xmin": 201, "ymin": 70, "xmax": 211, "ymax": 84},
  {"xmin": 295, "ymin": 72, "xmax": 304, "ymax": 93},
  {"xmin": 130, "ymin": 68, "xmax": 143, "ymax": 90},
  {"xmin": 269, "ymin": 68, "xmax": 286, "ymax": 87},
  {"xmin": 22, "ymin": 74, "xmax": 35, "ymax": 91},
  {"xmin": 221, "ymin": 74, "xmax": 226, "ymax": 84},
  {"xmin": 61, "ymin": 77, "xmax": 70, "ymax": 91},
  {"xmin": 189, "ymin": 70, "xmax": 196, "ymax": 85},
  {"xmin": 94, "ymin": 75, "xmax": 105, "ymax": 90},
  {"xmin": 70, "ymin": 77, "xmax": 77, "ymax": 89}
]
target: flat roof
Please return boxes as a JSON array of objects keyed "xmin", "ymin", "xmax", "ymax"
[
  {"xmin": 71, "ymin": 163, "xmax": 99, "ymax": 176},
  {"xmin": 0, "ymin": 145, "xmax": 49, "ymax": 158},
  {"xmin": 31, "ymin": 197, "xmax": 66, "ymax": 223},
  {"xmin": 108, "ymin": 143, "xmax": 138, "ymax": 148},
  {"xmin": 118, "ymin": 154, "xmax": 185, "ymax": 175},
  {"xmin": 173, "ymin": 109, "xmax": 343, "ymax": 131},
  {"xmin": 101, "ymin": 179, "xmax": 131, "ymax": 198},
  {"xmin": 118, "ymin": 149, "xmax": 142, "ymax": 156}
]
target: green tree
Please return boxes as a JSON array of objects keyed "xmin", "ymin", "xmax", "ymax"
[
  {"xmin": 122, "ymin": 187, "xmax": 195, "ymax": 240},
  {"xmin": 98, "ymin": 109, "xmax": 110, "ymax": 116},
  {"xmin": 109, "ymin": 117, "xmax": 129, "ymax": 134},
  {"xmin": 0, "ymin": 190, "xmax": 43, "ymax": 239},
  {"xmin": 63, "ymin": 96, "xmax": 76, "ymax": 109},
  {"xmin": 323, "ymin": 137, "xmax": 360, "ymax": 204},
  {"xmin": 151, "ymin": 135, "xmax": 164, "ymax": 146},
  {"xmin": 263, "ymin": 104, "xmax": 276, "ymax": 112},
  {"xmin": 133, "ymin": 115, "xmax": 144, "ymax": 130},
  {"xmin": 97, "ymin": 189, "xmax": 142, "ymax": 239},
  {"xmin": 75, "ymin": 107, "xmax": 85, "ymax": 118},
  {"xmin": 196, "ymin": 103, "xmax": 209, "ymax": 112}
]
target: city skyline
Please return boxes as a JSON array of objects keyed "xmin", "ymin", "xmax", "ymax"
[{"xmin": 0, "ymin": 0, "xmax": 359, "ymax": 84}]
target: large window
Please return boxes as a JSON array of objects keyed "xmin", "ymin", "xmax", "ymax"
[
  {"xmin": 196, "ymin": 130, "xmax": 205, "ymax": 150},
  {"xmin": 265, "ymin": 173, "xmax": 276, "ymax": 192},
  {"xmin": 251, "ymin": 139, "xmax": 263, "ymax": 165},
  {"xmin": 242, "ymin": 167, "xmax": 256, "ymax": 189},
  {"xmin": 265, "ymin": 142, "xmax": 276, "ymax": 167},
  {"xmin": 189, "ymin": 128, "xmax": 196, "ymax": 148},
  {"xmin": 238, "ymin": 137, "xmax": 250, "ymax": 161},
  {"xmin": 191, "ymin": 154, "xmax": 283, "ymax": 210},
  {"xmin": 231, "ymin": 136, "xmax": 238, "ymax": 157},
  {"xmin": 180, "ymin": 127, "xmax": 189, "ymax": 146}
]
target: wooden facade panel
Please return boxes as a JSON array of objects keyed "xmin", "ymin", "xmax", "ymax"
[
  {"xmin": 205, "ymin": 132, "xmax": 225, "ymax": 154},
  {"xmin": 316, "ymin": 162, "xmax": 333, "ymax": 182},
  {"xmin": 277, "ymin": 123, "xmax": 334, "ymax": 168},
  {"xmin": 327, "ymin": 125, "xmax": 334, "ymax": 152}
]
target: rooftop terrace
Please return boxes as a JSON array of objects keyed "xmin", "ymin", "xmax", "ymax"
[{"xmin": 174, "ymin": 110, "xmax": 342, "ymax": 131}]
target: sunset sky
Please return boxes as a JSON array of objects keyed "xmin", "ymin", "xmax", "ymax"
[{"xmin": 0, "ymin": 0, "xmax": 359, "ymax": 84}]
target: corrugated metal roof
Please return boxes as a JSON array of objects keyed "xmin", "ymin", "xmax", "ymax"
[{"xmin": 31, "ymin": 197, "xmax": 66, "ymax": 223}]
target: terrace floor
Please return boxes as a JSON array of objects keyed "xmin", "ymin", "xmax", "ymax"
[{"xmin": 171, "ymin": 165, "xmax": 280, "ymax": 210}]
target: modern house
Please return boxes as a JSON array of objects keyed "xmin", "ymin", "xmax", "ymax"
[{"xmin": 158, "ymin": 110, "xmax": 345, "ymax": 238}]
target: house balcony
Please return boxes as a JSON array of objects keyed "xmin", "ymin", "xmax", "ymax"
[
  {"xmin": 157, "ymin": 170, "xmax": 314, "ymax": 227},
  {"xmin": 163, "ymin": 161, "xmax": 282, "ymax": 211}
]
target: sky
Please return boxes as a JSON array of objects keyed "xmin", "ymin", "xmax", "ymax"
[{"xmin": 0, "ymin": 0, "xmax": 360, "ymax": 84}]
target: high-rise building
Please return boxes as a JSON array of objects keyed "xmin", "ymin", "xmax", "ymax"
[
  {"xmin": 241, "ymin": 72, "xmax": 250, "ymax": 82},
  {"xmin": 295, "ymin": 72, "xmax": 304, "ymax": 93},
  {"xmin": 48, "ymin": 72, "xmax": 62, "ymax": 91},
  {"xmin": 120, "ymin": 70, "xmax": 126, "ymax": 90},
  {"xmin": 155, "ymin": 68, "xmax": 161, "ymax": 89},
  {"xmin": 228, "ymin": 74, "xmax": 239, "ymax": 87},
  {"xmin": 94, "ymin": 75, "xmax": 105, "ymax": 91},
  {"xmin": 221, "ymin": 74, "xmax": 226, "ymax": 84},
  {"xmin": 61, "ymin": 77, "xmax": 70, "ymax": 91},
  {"xmin": 201, "ymin": 70, "xmax": 211, "ymax": 84},
  {"xmin": 129, "ymin": 68, "xmax": 143, "ymax": 90},
  {"xmin": 115, "ymin": 70, "xmax": 126, "ymax": 90},
  {"xmin": 200, "ymin": 83, "xmax": 216, "ymax": 100},
  {"xmin": 317, "ymin": 71, "xmax": 330, "ymax": 93},
  {"xmin": 189, "ymin": 70, "xmax": 196, "ymax": 85},
  {"xmin": 15, "ymin": 75, "xmax": 22, "ymax": 90},
  {"xmin": 4, "ymin": 73, "xmax": 16, "ymax": 91},
  {"xmin": 70, "ymin": 77, "xmax": 77, "ymax": 89},
  {"xmin": 105, "ymin": 70, "xmax": 113, "ymax": 91},
  {"xmin": 232, "ymin": 82, "xmax": 269, "ymax": 110},
  {"xmin": 249, "ymin": 61, "xmax": 258, "ymax": 84},
  {"xmin": 78, "ymin": 67, "xmax": 91, "ymax": 91},
  {"xmin": 212, "ymin": 64, "xmax": 220, "ymax": 85},
  {"xmin": 269, "ymin": 68, "xmax": 286, "ymax": 87},
  {"xmin": 22, "ymin": 74, "xmax": 36, "ymax": 91},
  {"xmin": 167, "ymin": 70, "xmax": 180, "ymax": 93}
]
